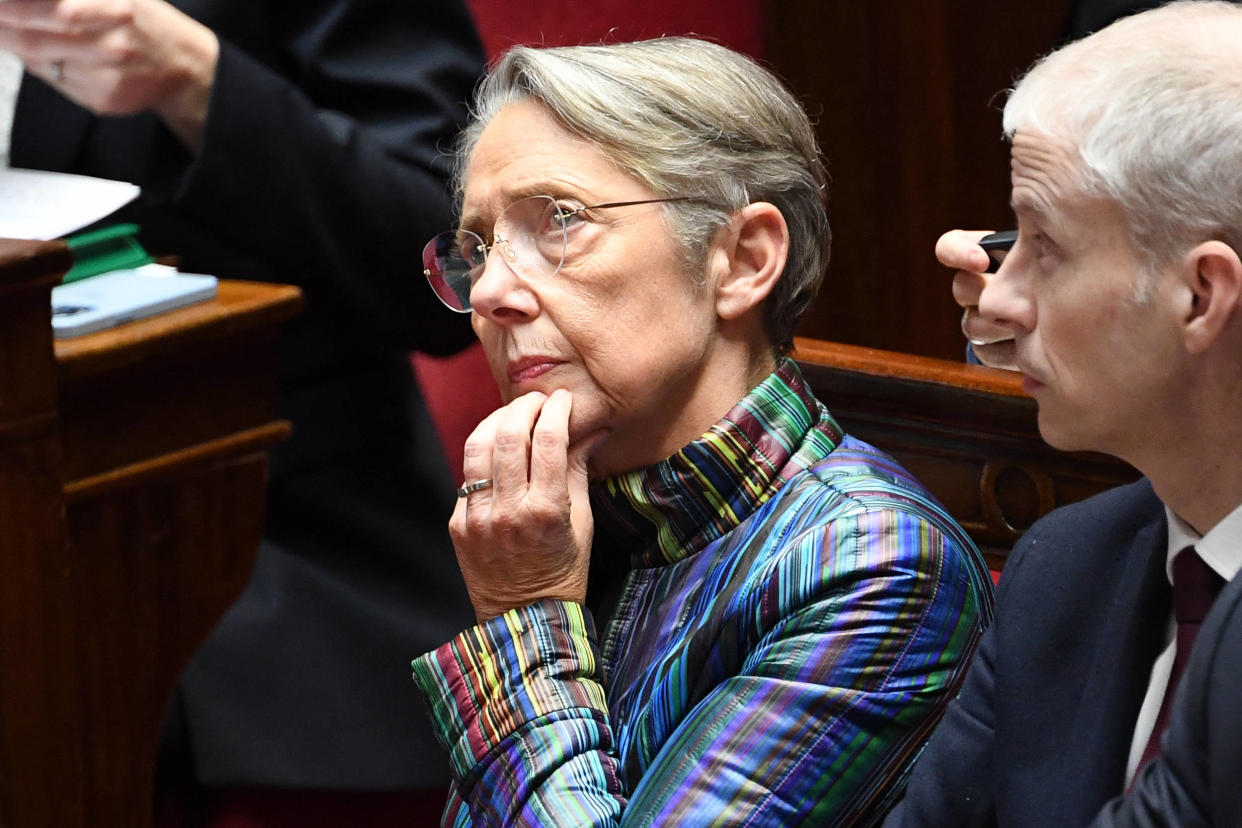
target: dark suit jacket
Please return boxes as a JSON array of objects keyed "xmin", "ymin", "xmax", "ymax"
[
  {"xmin": 13, "ymin": 0, "xmax": 485, "ymax": 789},
  {"xmin": 1089, "ymin": 571, "xmax": 1242, "ymax": 828},
  {"xmin": 884, "ymin": 479, "xmax": 1172, "ymax": 827}
]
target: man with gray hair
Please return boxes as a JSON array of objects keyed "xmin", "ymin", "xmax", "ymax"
[{"xmin": 886, "ymin": 2, "xmax": 1242, "ymax": 825}]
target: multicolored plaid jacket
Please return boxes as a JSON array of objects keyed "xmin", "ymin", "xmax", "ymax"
[{"xmin": 413, "ymin": 359, "xmax": 995, "ymax": 826}]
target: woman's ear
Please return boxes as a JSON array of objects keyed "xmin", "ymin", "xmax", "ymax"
[
  {"xmin": 710, "ymin": 202, "xmax": 789, "ymax": 320},
  {"xmin": 1181, "ymin": 240, "xmax": 1242, "ymax": 354}
]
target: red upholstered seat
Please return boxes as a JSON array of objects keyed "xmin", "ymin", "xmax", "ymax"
[
  {"xmin": 463, "ymin": 0, "xmax": 762, "ymax": 59},
  {"xmin": 413, "ymin": 343, "xmax": 501, "ymax": 483}
]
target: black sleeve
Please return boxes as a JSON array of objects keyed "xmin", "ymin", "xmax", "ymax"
[{"xmin": 166, "ymin": 0, "xmax": 484, "ymax": 354}]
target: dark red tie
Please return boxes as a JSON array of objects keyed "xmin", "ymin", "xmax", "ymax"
[{"xmin": 1131, "ymin": 547, "xmax": 1225, "ymax": 784}]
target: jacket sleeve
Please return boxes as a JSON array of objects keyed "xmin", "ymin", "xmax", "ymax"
[
  {"xmin": 159, "ymin": 0, "xmax": 483, "ymax": 353},
  {"xmin": 880, "ymin": 612, "xmax": 1000, "ymax": 827},
  {"xmin": 880, "ymin": 534, "xmax": 1051, "ymax": 828},
  {"xmin": 413, "ymin": 507, "xmax": 991, "ymax": 827},
  {"xmin": 412, "ymin": 600, "xmax": 625, "ymax": 827}
]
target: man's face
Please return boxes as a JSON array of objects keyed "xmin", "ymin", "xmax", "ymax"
[{"xmin": 977, "ymin": 130, "xmax": 1186, "ymax": 460}]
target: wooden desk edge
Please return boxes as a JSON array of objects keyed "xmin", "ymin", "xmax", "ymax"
[
  {"xmin": 0, "ymin": 238, "xmax": 72, "ymax": 292},
  {"xmin": 54, "ymin": 280, "xmax": 304, "ymax": 380},
  {"xmin": 792, "ymin": 336, "xmax": 1028, "ymax": 398}
]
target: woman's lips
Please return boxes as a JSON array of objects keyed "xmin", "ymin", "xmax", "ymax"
[{"xmin": 508, "ymin": 356, "xmax": 561, "ymax": 385}]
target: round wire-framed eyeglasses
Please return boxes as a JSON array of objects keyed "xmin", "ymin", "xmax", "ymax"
[{"xmin": 422, "ymin": 194, "xmax": 689, "ymax": 312}]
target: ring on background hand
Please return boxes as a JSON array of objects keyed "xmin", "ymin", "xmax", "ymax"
[
  {"xmin": 50, "ymin": 59, "xmax": 65, "ymax": 83},
  {"xmin": 456, "ymin": 478, "xmax": 492, "ymax": 498}
]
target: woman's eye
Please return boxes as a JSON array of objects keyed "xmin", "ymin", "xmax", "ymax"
[{"xmin": 552, "ymin": 204, "xmax": 583, "ymax": 230}]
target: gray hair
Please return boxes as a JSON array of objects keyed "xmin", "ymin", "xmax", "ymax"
[
  {"xmin": 455, "ymin": 37, "xmax": 830, "ymax": 354},
  {"xmin": 1003, "ymin": 0, "xmax": 1242, "ymax": 286}
]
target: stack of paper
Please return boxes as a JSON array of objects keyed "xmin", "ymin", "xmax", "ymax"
[{"xmin": 0, "ymin": 167, "xmax": 140, "ymax": 240}]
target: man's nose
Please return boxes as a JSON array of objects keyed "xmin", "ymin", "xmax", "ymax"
[{"xmin": 977, "ymin": 254, "xmax": 1035, "ymax": 334}]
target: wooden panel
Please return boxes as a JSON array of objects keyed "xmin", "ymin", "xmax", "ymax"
[
  {"xmin": 0, "ymin": 239, "xmax": 83, "ymax": 826},
  {"xmin": 766, "ymin": 1, "xmax": 1074, "ymax": 358},
  {"xmin": 55, "ymin": 281, "xmax": 297, "ymax": 487},
  {"xmin": 793, "ymin": 337, "xmax": 1138, "ymax": 569},
  {"xmin": 0, "ymin": 240, "xmax": 302, "ymax": 828},
  {"xmin": 64, "ymin": 454, "xmax": 270, "ymax": 822}
]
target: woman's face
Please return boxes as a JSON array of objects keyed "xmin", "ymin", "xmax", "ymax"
[{"xmin": 461, "ymin": 100, "xmax": 736, "ymax": 477}]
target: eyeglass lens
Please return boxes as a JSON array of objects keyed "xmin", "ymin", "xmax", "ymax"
[{"xmin": 422, "ymin": 195, "xmax": 571, "ymax": 312}]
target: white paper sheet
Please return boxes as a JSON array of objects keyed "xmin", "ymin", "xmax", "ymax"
[{"xmin": 0, "ymin": 167, "xmax": 140, "ymax": 240}]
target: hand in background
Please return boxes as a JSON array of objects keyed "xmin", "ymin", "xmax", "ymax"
[
  {"xmin": 0, "ymin": 0, "xmax": 217, "ymax": 149},
  {"xmin": 937, "ymin": 228, "xmax": 1018, "ymax": 370},
  {"xmin": 450, "ymin": 390, "xmax": 602, "ymax": 623}
]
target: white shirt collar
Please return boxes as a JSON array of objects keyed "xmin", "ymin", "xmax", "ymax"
[{"xmin": 1164, "ymin": 499, "xmax": 1242, "ymax": 583}]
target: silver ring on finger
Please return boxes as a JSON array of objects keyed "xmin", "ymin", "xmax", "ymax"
[{"xmin": 455, "ymin": 478, "xmax": 492, "ymax": 498}]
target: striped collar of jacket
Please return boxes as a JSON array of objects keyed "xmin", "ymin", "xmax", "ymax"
[{"xmin": 590, "ymin": 357, "xmax": 844, "ymax": 569}]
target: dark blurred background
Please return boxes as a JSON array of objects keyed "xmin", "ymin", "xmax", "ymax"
[{"xmin": 763, "ymin": 1, "xmax": 1075, "ymax": 358}]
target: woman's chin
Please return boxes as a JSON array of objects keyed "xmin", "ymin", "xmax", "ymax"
[{"xmin": 572, "ymin": 426, "xmax": 613, "ymax": 476}]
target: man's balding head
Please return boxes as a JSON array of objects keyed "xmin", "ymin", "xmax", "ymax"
[{"xmin": 1003, "ymin": 0, "xmax": 1242, "ymax": 274}]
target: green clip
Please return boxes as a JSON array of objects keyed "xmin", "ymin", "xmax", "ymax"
[{"xmin": 62, "ymin": 223, "xmax": 154, "ymax": 284}]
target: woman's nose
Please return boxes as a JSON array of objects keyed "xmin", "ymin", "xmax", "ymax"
[
  {"xmin": 468, "ymin": 239, "xmax": 539, "ymax": 322},
  {"xmin": 491, "ymin": 234, "xmax": 519, "ymax": 264}
]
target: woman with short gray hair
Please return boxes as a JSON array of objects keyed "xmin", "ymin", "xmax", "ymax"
[
  {"xmin": 413, "ymin": 37, "xmax": 993, "ymax": 826},
  {"xmin": 455, "ymin": 37, "xmax": 830, "ymax": 354}
]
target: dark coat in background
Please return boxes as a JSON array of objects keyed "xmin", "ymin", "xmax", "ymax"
[{"xmin": 13, "ymin": 0, "xmax": 485, "ymax": 788}]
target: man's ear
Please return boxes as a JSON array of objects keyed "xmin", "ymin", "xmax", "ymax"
[
  {"xmin": 1181, "ymin": 240, "xmax": 1242, "ymax": 354},
  {"xmin": 709, "ymin": 202, "xmax": 789, "ymax": 320}
]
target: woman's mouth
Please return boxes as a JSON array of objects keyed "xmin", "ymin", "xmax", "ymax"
[{"xmin": 508, "ymin": 356, "xmax": 561, "ymax": 385}]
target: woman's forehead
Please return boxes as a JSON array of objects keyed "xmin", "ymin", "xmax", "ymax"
[{"xmin": 461, "ymin": 102, "xmax": 652, "ymax": 224}]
